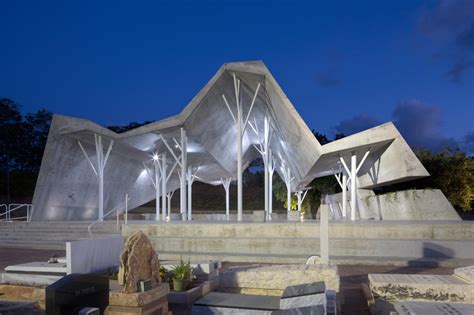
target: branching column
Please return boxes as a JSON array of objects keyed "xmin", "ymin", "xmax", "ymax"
[
  {"xmin": 77, "ymin": 134, "xmax": 114, "ymax": 221},
  {"xmin": 222, "ymin": 73, "xmax": 261, "ymax": 221},
  {"xmin": 221, "ymin": 178, "xmax": 232, "ymax": 221},
  {"xmin": 249, "ymin": 116, "xmax": 272, "ymax": 221}
]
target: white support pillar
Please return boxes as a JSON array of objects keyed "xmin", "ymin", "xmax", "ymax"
[
  {"xmin": 342, "ymin": 173, "xmax": 347, "ymax": 219},
  {"xmin": 185, "ymin": 164, "xmax": 199, "ymax": 221},
  {"xmin": 161, "ymin": 152, "xmax": 167, "ymax": 221},
  {"xmin": 222, "ymin": 73, "xmax": 261, "ymax": 222},
  {"xmin": 296, "ymin": 189, "xmax": 309, "ymax": 212},
  {"xmin": 280, "ymin": 163, "xmax": 294, "ymax": 220},
  {"xmin": 249, "ymin": 116, "xmax": 271, "ymax": 221},
  {"xmin": 153, "ymin": 155, "xmax": 161, "ymax": 221},
  {"xmin": 221, "ymin": 178, "xmax": 232, "ymax": 221},
  {"xmin": 77, "ymin": 134, "xmax": 113, "ymax": 221},
  {"xmin": 166, "ymin": 191, "xmax": 174, "ymax": 220},
  {"xmin": 268, "ymin": 150, "xmax": 275, "ymax": 220},
  {"xmin": 350, "ymin": 153, "xmax": 357, "ymax": 221},
  {"xmin": 180, "ymin": 128, "xmax": 187, "ymax": 221},
  {"xmin": 187, "ymin": 169, "xmax": 192, "ymax": 221},
  {"xmin": 334, "ymin": 170, "xmax": 348, "ymax": 220}
]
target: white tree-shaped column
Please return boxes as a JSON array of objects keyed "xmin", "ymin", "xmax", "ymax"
[
  {"xmin": 77, "ymin": 134, "xmax": 114, "ymax": 221},
  {"xmin": 220, "ymin": 177, "xmax": 232, "ymax": 221},
  {"xmin": 186, "ymin": 164, "xmax": 200, "ymax": 221},
  {"xmin": 222, "ymin": 73, "xmax": 261, "ymax": 221},
  {"xmin": 339, "ymin": 150, "xmax": 370, "ymax": 221},
  {"xmin": 268, "ymin": 149, "xmax": 276, "ymax": 220},
  {"xmin": 160, "ymin": 127, "xmax": 187, "ymax": 221},
  {"xmin": 249, "ymin": 116, "xmax": 272, "ymax": 221},
  {"xmin": 142, "ymin": 152, "xmax": 161, "ymax": 221},
  {"xmin": 280, "ymin": 159, "xmax": 294, "ymax": 220}
]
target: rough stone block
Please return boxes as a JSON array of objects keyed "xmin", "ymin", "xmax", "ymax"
[
  {"xmin": 369, "ymin": 274, "xmax": 473, "ymax": 304},
  {"xmin": 220, "ymin": 264, "xmax": 339, "ymax": 293}
]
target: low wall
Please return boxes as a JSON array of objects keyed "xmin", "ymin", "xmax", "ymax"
[
  {"xmin": 123, "ymin": 221, "xmax": 474, "ymax": 266},
  {"xmin": 324, "ymin": 189, "xmax": 461, "ymax": 221}
]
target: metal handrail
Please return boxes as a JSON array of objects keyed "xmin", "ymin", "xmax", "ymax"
[
  {"xmin": 88, "ymin": 194, "xmax": 129, "ymax": 240},
  {"xmin": 0, "ymin": 204, "xmax": 33, "ymax": 222}
]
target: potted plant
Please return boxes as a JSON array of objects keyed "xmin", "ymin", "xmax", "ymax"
[{"xmin": 171, "ymin": 260, "xmax": 192, "ymax": 292}]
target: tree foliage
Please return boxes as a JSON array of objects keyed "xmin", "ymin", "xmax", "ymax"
[
  {"xmin": 0, "ymin": 98, "xmax": 52, "ymax": 202},
  {"xmin": 413, "ymin": 148, "xmax": 472, "ymax": 211}
]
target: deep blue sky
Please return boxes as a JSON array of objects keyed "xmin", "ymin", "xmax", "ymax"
[{"xmin": 1, "ymin": 1, "xmax": 473, "ymax": 152}]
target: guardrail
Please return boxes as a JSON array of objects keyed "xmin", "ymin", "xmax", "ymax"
[
  {"xmin": 88, "ymin": 194, "xmax": 130, "ymax": 239},
  {"xmin": 0, "ymin": 204, "xmax": 33, "ymax": 222}
]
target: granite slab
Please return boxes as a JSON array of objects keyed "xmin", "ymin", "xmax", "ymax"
[
  {"xmin": 395, "ymin": 301, "xmax": 474, "ymax": 315},
  {"xmin": 5, "ymin": 262, "xmax": 67, "ymax": 275},
  {"xmin": 369, "ymin": 273, "xmax": 473, "ymax": 303}
]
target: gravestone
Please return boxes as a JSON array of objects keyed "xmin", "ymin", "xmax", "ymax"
[
  {"xmin": 117, "ymin": 230, "xmax": 161, "ymax": 293},
  {"xmin": 395, "ymin": 301, "xmax": 474, "ymax": 315},
  {"xmin": 279, "ymin": 282, "xmax": 326, "ymax": 309},
  {"xmin": 369, "ymin": 273, "xmax": 472, "ymax": 304},
  {"xmin": 45, "ymin": 273, "xmax": 109, "ymax": 315}
]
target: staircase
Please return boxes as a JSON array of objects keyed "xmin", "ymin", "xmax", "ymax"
[{"xmin": 0, "ymin": 221, "xmax": 121, "ymax": 250}]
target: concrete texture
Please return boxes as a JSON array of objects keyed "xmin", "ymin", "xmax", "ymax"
[
  {"xmin": 123, "ymin": 221, "xmax": 474, "ymax": 266},
  {"xmin": 30, "ymin": 61, "xmax": 432, "ymax": 221},
  {"xmin": 324, "ymin": 189, "xmax": 461, "ymax": 221}
]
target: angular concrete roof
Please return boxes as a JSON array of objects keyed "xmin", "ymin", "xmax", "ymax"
[{"xmin": 31, "ymin": 61, "xmax": 428, "ymax": 220}]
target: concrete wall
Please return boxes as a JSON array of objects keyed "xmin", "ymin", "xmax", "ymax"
[
  {"xmin": 324, "ymin": 189, "xmax": 461, "ymax": 221},
  {"xmin": 123, "ymin": 221, "xmax": 474, "ymax": 266}
]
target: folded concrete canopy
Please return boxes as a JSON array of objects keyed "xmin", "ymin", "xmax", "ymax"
[{"xmin": 31, "ymin": 61, "xmax": 460, "ymax": 221}]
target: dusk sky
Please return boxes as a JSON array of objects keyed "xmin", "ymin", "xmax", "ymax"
[{"xmin": 1, "ymin": 1, "xmax": 473, "ymax": 153}]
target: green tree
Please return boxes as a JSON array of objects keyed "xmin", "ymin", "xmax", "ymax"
[{"xmin": 417, "ymin": 148, "xmax": 473, "ymax": 211}]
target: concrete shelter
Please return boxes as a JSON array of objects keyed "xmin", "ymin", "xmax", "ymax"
[{"xmin": 30, "ymin": 61, "xmax": 459, "ymax": 222}]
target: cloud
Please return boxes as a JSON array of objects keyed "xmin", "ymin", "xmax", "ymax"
[
  {"xmin": 417, "ymin": 0, "xmax": 474, "ymax": 83},
  {"xmin": 445, "ymin": 58, "xmax": 473, "ymax": 82},
  {"xmin": 333, "ymin": 114, "xmax": 381, "ymax": 135},
  {"xmin": 456, "ymin": 22, "xmax": 474, "ymax": 51},
  {"xmin": 332, "ymin": 99, "xmax": 472, "ymax": 154},
  {"xmin": 316, "ymin": 71, "xmax": 342, "ymax": 87},
  {"xmin": 392, "ymin": 99, "xmax": 456, "ymax": 150}
]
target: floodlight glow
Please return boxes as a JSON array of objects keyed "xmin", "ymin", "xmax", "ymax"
[{"xmin": 152, "ymin": 153, "xmax": 159, "ymax": 161}]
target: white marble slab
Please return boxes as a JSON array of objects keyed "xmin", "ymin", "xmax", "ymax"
[
  {"xmin": 66, "ymin": 236, "xmax": 124, "ymax": 274},
  {"xmin": 5, "ymin": 261, "xmax": 67, "ymax": 274},
  {"xmin": 395, "ymin": 301, "xmax": 474, "ymax": 315},
  {"xmin": 1, "ymin": 272, "xmax": 62, "ymax": 286}
]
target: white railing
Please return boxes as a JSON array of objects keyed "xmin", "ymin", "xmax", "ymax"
[
  {"xmin": 0, "ymin": 204, "xmax": 33, "ymax": 222},
  {"xmin": 88, "ymin": 194, "xmax": 129, "ymax": 240}
]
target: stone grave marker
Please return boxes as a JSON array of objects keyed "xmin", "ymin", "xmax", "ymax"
[
  {"xmin": 395, "ymin": 301, "xmax": 474, "ymax": 315},
  {"xmin": 369, "ymin": 273, "xmax": 472, "ymax": 304}
]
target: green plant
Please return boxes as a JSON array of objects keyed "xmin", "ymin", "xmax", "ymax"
[{"xmin": 172, "ymin": 260, "xmax": 192, "ymax": 281}]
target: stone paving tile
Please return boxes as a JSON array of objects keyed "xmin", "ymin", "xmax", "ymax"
[{"xmin": 0, "ymin": 248, "xmax": 65, "ymax": 271}]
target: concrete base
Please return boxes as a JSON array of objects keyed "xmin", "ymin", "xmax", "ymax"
[{"xmin": 106, "ymin": 282, "xmax": 170, "ymax": 315}]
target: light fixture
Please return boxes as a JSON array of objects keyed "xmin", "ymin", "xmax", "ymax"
[{"xmin": 152, "ymin": 153, "xmax": 159, "ymax": 161}]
